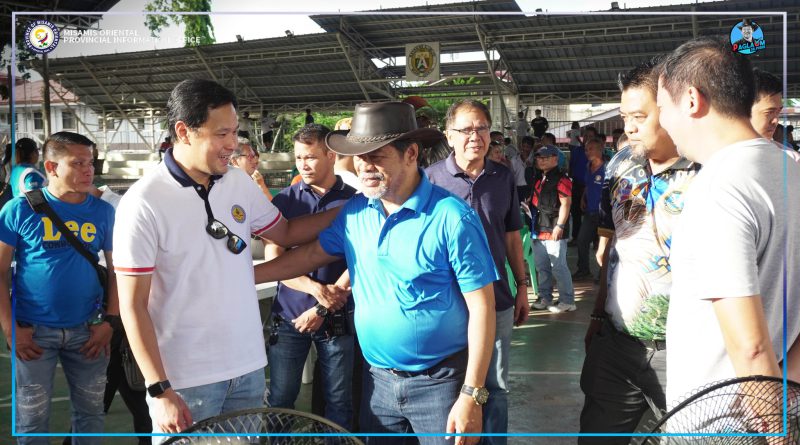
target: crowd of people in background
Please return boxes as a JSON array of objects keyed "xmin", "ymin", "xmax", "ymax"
[{"xmin": 0, "ymin": 35, "xmax": 798, "ymax": 445}]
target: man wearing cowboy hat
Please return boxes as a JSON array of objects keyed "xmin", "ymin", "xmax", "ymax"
[{"xmin": 255, "ymin": 101, "xmax": 498, "ymax": 445}]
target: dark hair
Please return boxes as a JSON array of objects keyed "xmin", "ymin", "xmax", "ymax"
[
  {"xmin": 618, "ymin": 54, "xmax": 664, "ymax": 95},
  {"xmin": 445, "ymin": 100, "xmax": 492, "ymax": 129},
  {"xmin": 15, "ymin": 137, "xmax": 39, "ymax": 164},
  {"xmin": 571, "ymin": 121, "xmax": 580, "ymax": 129},
  {"xmin": 389, "ymin": 138, "xmax": 419, "ymax": 154},
  {"xmin": 584, "ymin": 137, "xmax": 604, "ymax": 148},
  {"xmin": 535, "ymin": 109, "xmax": 542, "ymax": 114},
  {"xmin": 583, "ymin": 126, "xmax": 598, "ymax": 137},
  {"xmin": 517, "ymin": 111, "xmax": 524, "ymax": 117},
  {"xmin": 752, "ymin": 68, "xmax": 782, "ymax": 99},
  {"xmin": 503, "ymin": 137, "xmax": 512, "ymax": 145},
  {"xmin": 520, "ymin": 136, "xmax": 535, "ymax": 146},
  {"xmin": 659, "ymin": 36, "xmax": 754, "ymax": 119},
  {"xmin": 542, "ymin": 133, "xmax": 556, "ymax": 144},
  {"xmin": 167, "ymin": 79, "xmax": 238, "ymax": 141},
  {"xmin": 43, "ymin": 132, "xmax": 94, "ymax": 162},
  {"xmin": 292, "ymin": 123, "xmax": 331, "ymax": 148},
  {"xmin": 490, "ymin": 131, "xmax": 503, "ymax": 139}
]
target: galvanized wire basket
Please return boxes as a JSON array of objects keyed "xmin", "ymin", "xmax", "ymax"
[{"xmin": 163, "ymin": 407, "xmax": 364, "ymax": 445}]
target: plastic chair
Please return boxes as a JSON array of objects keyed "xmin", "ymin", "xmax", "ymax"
[
  {"xmin": 633, "ymin": 375, "xmax": 800, "ymax": 444},
  {"xmin": 163, "ymin": 407, "xmax": 364, "ymax": 445},
  {"xmin": 505, "ymin": 207, "xmax": 539, "ymax": 297}
]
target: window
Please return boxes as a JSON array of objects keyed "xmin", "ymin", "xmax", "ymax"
[
  {"xmin": 137, "ymin": 117, "xmax": 145, "ymax": 130},
  {"xmin": 62, "ymin": 111, "xmax": 76, "ymax": 130},
  {"xmin": 33, "ymin": 112, "xmax": 43, "ymax": 130},
  {"xmin": 0, "ymin": 113, "xmax": 7, "ymax": 124}
]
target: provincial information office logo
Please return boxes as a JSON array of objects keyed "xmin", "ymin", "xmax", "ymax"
[
  {"xmin": 730, "ymin": 18, "xmax": 765, "ymax": 55},
  {"xmin": 24, "ymin": 20, "xmax": 60, "ymax": 54}
]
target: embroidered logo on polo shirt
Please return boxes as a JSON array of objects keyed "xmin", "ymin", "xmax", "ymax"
[{"xmin": 231, "ymin": 205, "xmax": 246, "ymax": 223}]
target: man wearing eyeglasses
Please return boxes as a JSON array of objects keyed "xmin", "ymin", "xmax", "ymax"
[
  {"xmin": 426, "ymin": 99, "xmax": 528, "ymax": 445},
  {"xmin": 112, "ymin": 79, "xmax": 339, "ymax": 440},
  {"xmin": 254, "ymin": 102, "xmax": 497, "ymax": 445}
]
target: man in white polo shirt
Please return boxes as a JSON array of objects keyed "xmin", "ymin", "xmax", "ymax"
[{"xmin": 113, "ymin": 79, "xmax": 344, "ymax": 439}]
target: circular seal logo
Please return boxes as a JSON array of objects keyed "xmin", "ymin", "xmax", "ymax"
[
  {"xmin": 730, "ymin": 18, "xmax": 765, "ymax": 55},
  {"xmin": 24, "ymin": 20, "xmax": 60, "ymax": 54},
  {"xmin": 408, "ymin": 44, "xmax": 437, "ymax": 78},
  {"xmin": 231, "ymin": 205, "xmax": 246, "ymax": 224}
]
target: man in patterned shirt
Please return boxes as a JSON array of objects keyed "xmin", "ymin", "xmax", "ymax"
[{"xmin": 577, "ymin": 57, "xmax": 700, "ymax": 443}]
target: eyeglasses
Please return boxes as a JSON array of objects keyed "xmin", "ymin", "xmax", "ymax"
[
  {"xmin": 450, "ymin": 126, "xmax": 490, "ymax": 136},
  {"xmin": 193, "ymin": 181, "xmax": 247, "ymax": 255}
]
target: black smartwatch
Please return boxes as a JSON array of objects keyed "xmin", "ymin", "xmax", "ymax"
[
  {"xmin": 147, "ymin": 380, "xmax": 171, "ymax": 398},
  {"xmin": 103, "ymin": 314, "xmax": 123, "ymax": 331},
  {"xmin": 315, "ymin": 304, "xmax": 329, "ymax": 317}
]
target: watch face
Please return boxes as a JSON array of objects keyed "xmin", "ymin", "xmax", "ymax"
[
  {"xmin": 316, "ymin": 305, "xmax": 328, "ymax": 317},
  {"xmin": 474, "ymin": 387, "xmax": 489, "ymax": 405}
]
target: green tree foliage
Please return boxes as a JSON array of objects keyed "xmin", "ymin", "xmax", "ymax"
[{"xmin": 144, "ymin": 0, "xmax": 215, "ymax": 47}]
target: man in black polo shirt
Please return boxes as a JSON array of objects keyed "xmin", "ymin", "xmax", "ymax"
[
  {"xmin": 426, "ymin": 99, "xmax": 528, "ymax": 445},
  {"xmin": 264, "ymin": 124, "xmax": 356, "ymax": 429}
]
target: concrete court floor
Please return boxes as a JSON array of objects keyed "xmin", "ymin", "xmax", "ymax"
[{"xmin": 0, "ymin": 246, "xmax": 601, "ymax": 444}]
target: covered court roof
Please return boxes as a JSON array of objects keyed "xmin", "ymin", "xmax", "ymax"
[{"xmin": 35, "ymin": 0, "xmax": 800, "ymax": 118}]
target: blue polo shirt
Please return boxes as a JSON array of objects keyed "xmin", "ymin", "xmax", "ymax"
[
  {"xmin": 318, "ymin": 171, "xmax": 499, "ymax": 371},
  {"xmin": 583, "ymin": 161, "xmax": 605, "ymax": 215},
  {"xmin": 271, "ymin": 176, "xmax": 356, "ymax": 320},
  {"xmin": 569, "ymin": 146, "xmax": 588, "ymax": 186},
  {"xmin": 426, "ymin": 153, "xmax": 520, "ymax": 312}
]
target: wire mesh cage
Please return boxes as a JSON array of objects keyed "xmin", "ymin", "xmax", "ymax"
[
  {"xmin": 163, "ymin": 407, "xmax": 364, "ymax": 445},
  {"xmin": 633, "ymin": 376, "xmax": 800, "ymax": 445}
]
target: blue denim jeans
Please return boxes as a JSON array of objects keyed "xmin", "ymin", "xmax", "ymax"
[
  {"xmin": 147, "ymin": 367, "xmax": 265, "ymax": 444},
  {"xmin": 15, "ymin": 323, "xmax": 109, "ymax": 445},
  {"xmin": 481, "ymin": 307, "xmax": 513, "ymax": 445},
  {"xmin": 532, "ymin": 238, "xmax": 575, "ymax": 304},
  {"xmin": 360, "ymin": 349, "xmax": 467, "ymax": 445},
  {"xmin": 267, "ymin": 312, "xmax": 354, "ymax": 430}
]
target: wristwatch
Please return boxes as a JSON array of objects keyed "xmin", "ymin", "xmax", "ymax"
[
  {"xmin": 103, "ymin": 314, "xmax": 123, "ymax": 331},
  {"xmin": 147, "ymin": 380, "xmax": 171, "ymax": 398},
  {"xmin": 315, "ymin": 304, "xmax": 329, "ymax": 317},
  {"xmin": 461, "ymin": 384, "xmax": 490, "ymax": 405}
]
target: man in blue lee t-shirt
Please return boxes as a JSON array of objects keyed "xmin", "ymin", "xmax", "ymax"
[
  {"xmin": 255, "ymin": 102, "xmax": 498, "ymax": 445},
  {"xmin": 0, "ymin": 132, "xmax": 117, "ymax": 444}
]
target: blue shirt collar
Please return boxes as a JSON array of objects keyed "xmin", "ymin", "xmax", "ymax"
[
  {"xmin": 367, "ymin": 168, "xmax": 431, "ymax": 215},
  {"xmin": 164, "ymin": 148, "xmax": 222, "ymax": 188},
  {"xmin": 444, "ymin": 151, "xmax": 497, "ymax": 177}
]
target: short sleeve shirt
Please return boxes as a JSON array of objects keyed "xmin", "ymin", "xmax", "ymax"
[
  {"xmin": 598, "ymin": 147, "xmax": 700, "ymax": 340},
  {"xmin": 113, "ymin": 149, "xmax": 282, "ymax": 389},
  {"xmin": 0, "ymin": 189, "xmax": 114, "ymax": 327},
  {"xmin": 426, "ymin": 154, "xmax": 518, "ymax": 311},
  {"xmin": 318, "ymin": 172, "xmax": 499, "ymax": 371}
]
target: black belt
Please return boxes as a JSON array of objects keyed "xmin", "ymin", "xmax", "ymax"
[
  {"xmin": 387, "ymin": 368, "xmax": 427, "ymax": 378},
  {"xmin": 383, "ymin": 348, "xmax": 468, "ymax": 378}
]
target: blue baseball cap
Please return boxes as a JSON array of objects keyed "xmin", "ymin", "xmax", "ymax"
[{"xmin": 535, "ymin": 145, "xmax": 560, "ymax": 157}]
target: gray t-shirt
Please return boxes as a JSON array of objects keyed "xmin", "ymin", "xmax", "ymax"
[{"xmin": 666, "ymin": 138, "xmax": 800, "ymax": 409}]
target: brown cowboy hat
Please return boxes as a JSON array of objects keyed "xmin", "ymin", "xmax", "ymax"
[{"xmin": 325, "ymin": 102, "xmax": 444, "ymax": 156}]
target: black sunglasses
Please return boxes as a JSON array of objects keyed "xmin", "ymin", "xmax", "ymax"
[
  {"xmin": 206, "ymin": 219, "xmax": 247, "ymax": 254},
  {"xmin": 194, "ymin": 181, "xmax": 247, "ymax": 255}
]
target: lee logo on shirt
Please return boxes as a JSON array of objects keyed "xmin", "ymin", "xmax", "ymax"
[
  {"xmin": 41, "ymin": 217, "xmax": 96, "ymax": 242},
  {"xmin": 231, "ymin": 205, "xmax": 246, "ymax": 223}
]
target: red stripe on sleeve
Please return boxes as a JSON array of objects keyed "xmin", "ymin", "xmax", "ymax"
[
  {"xmin": 252, "ymin": 213, "xmax": 282, "ymax": 237},
  {"xmin": 115, "ymin": 266, "xmax": 155, "ymax": 274}
]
